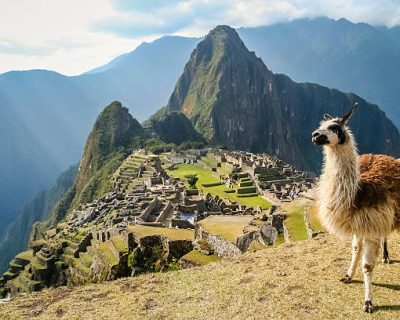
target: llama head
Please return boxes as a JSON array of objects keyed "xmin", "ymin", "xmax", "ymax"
[{"xmin": 312, "ymin": 102, "xmax": 358, "ymax": 146}]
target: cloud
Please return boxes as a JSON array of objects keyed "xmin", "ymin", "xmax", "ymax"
[
  {"xmin": 93, "ymin": 0, "xmax": 400, "ymax": 39},
  {"xmin": 91, "ymin": 11, "xmax": 192, "ymax": 37},
  {"xmin": 0, "ymin": 41, "xmax": 55, "ymax": 56},
  {"xmin": 0, "ymin": 0, "xmax": 152, "ymax": 75},
  {"xmin": 91, "ymin": 1, "xmax": 235, "ymax": 37},
  {"xmin": 111, "ymin": 0, "xmax": 180, "ymax": 12}
]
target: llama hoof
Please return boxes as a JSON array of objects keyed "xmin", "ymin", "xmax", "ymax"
[
  {"xmin": 364, "ymin": 300, "xmax": 373, "ymax": 313},
  {"xmin": 340, "ymin": 274, "xmax": 351, "ymax": 283},
  {"xmin": 382, "ymin": 257, "xmax": 391, "ymax": 264}
]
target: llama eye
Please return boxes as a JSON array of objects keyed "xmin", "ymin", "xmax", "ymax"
[{"xmin": 328, "ymin": 125, "xmax": 340, "ymax": 131}]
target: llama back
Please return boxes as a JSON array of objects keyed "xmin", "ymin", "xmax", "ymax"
[{"xmin": 357, "ymin": 154, "xmax": 400, "ymax": 231}]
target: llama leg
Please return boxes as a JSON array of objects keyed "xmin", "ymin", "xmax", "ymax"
[
  {"xmin": 362, "ymin": 239, "xmax": 380, "ymax": 313},
  {"xmin": 382, "ymin": 239, "xmax": 391, "ymax": 264},
  {"xmin": 341, "ymin": 235, "xmax": 362, "ymax": 283}
]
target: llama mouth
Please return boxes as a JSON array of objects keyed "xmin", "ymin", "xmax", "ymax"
[{"xmin": 312, "ymin": 135, "xmax": 329, "ymax": 145}]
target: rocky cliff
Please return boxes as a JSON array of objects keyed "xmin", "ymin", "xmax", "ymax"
[
  {"xmin": 144, "ymin": 107, "xmax": 205, "ymax": 145},
  {"xmin": 167, "ymin": 25, "xmax": 400, "ymax": 171}
]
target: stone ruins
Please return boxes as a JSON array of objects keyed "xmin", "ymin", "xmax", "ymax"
[{"xmin": 0, "ymin": 148, "xmax": 316, "ymax": 296}]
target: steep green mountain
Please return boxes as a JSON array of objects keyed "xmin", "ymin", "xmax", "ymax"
[
  {"xmin": 144, "ymin": 107, "xmax": 205, "ymax": 145},
  {"xmin": 0, "ymin": 164, "xmax": 77, "ymax": 273},
  {"xmin": 166, "ymin": 25, "xmax": 400, "ymax": 171},
  {"xmin": 71, "ymin": 101, "xmax": 146, "ymax": 210}
]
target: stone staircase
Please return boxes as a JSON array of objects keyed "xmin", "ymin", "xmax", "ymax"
[
  {"xmin": 112, "ymin": 152, "xmax": 163, "ymax": 194},
  {"xmin": 112, "ymin": 153, "xmax": 150, "ymax": 193}
]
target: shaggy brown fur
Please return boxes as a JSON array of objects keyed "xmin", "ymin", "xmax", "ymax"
[{"xmin": 356, "ymin": 154, "xmax": 400, "ymax": 218}]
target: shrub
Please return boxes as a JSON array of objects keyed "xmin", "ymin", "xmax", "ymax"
[{"xmin": 185, "ymin": 174, "xmax": 199, "ymax": 188}]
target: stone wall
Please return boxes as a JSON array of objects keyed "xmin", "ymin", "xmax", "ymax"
[
  {"xmin": 283, "ymin": 222, "xmax": 291, "ymax": 243},
  {"xmin": 171, "ymin": 219, "xmax": 194, "ymax": 229},
  {"xmin": 155, "ymin": 201, "xmax": 173, "ymax": 224},
  {"xmin": 195, "ymin": 225, "xmax": 241, "ymax": 259},
  {"xmin": 303, "ymin": 209, "xmax": 322, "ymax": 238},
  {"xmin": 138, "ymin": 198, "xmax": 161, "ymax": 221}
]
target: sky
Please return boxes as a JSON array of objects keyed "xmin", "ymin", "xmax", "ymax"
[{"xmin": 1, "ymin": 0, "xmax": 400, "ymax": 76}]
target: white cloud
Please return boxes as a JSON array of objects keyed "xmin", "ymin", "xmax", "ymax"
[
  {"xmin": 0, "ymin": 0, "xmax": 155, "ymax": 75},
  {"xmin": 1, "ymin": 0, "xmax": 400, "ymax": 75}
]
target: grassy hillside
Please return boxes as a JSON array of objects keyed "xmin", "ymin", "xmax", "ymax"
[{"xmin": 2, "ymin": 234, "xmax": 400, "ymax": 319}]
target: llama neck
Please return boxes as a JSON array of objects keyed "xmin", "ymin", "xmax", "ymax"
[{"xmin": 319, "ymin": 136, "xmax": 360, "ymax": 210}]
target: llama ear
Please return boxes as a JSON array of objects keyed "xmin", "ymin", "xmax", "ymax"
[
  {"xmin": 324, "ymin": 114, "xmax": 333, "ymax": 121},
  {"xmin": 340, "ymin": 102, "xmax": 358, "ymax": 124}
]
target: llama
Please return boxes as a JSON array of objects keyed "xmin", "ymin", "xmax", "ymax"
[{"xmin": 312, "ymin": 102, "xmax": 400, "ymax": 313}]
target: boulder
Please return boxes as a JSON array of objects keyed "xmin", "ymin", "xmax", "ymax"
[
  {"xmin": 271, "ymin": 214, "xmax": 286, "ymax": 233},
  {"xmin": 259, "ymin": 224, "xmax": 278, "ymax": 245},
  {"xmin": 167, "ymin": 240, "xmax": 193, "ymax": 260},
  {"xmin": 236, "ymin": 231, "xmax": 258, "ymax": 252}
]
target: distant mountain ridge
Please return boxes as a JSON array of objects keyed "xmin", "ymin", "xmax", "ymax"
[
  {"xmin": 238, "ymin": 17, "xmax": 400, "ymax": 126},
  {"xmin": 0, "ymin": 164, "xmax": 77, "ymax": 274}
]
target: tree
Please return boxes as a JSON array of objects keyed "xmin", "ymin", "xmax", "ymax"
[{"xmin": 185, "ymin": 174, "xmax": 199, "ymax": 189}]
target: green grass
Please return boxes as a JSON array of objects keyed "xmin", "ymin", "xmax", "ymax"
[
  {"xmin": 110, "ymin": 236, "xmax": 128, "ymax": 253},
  {"xmin": 9, "ymin": 260, "xmax": 23, "ymax": 270},
  {"xmin": 200, "ymin": 155, "xmax": 219, "ymax": 168},
  {"xmin": 181, "ymin": 250, "xmax": 221, "ymax": 266},
  {"xmin": 128, "ymin": 225, "xmax": 195, "ymax": 241},
  {"xmin": 9, "ymin": 270, "xmax": 42, "ymax": 293},
  {"xmin": 283, "ymin": 202, "xmax": 309, "ymax": 241},
  {"xmin": 247, "ymin": 241, "xmax": 268, "ymax": 252},
  {"xmin": 308, "ymin": 204, "xmax": 325, "ymax": 232},
  {"xmin": 79, "ymin": 252, "xmax": 94, "ymax": 268},
  {"xmin": 216, "ymin": 162, "xmax": 233, "ymax": 177},
  {"xmin": 197, "ymin": 215, "xmax": 254, "ymax": 243},
  {"xmin": 275, "ymin": 234, "xmax": 285, "ymax": 245},
  {"xmin": 15, "ymin": 250, "xmax": 33, "ymax": 263},
  {"xmin": 166, "ymin": 164, "xmax": 220, "ymax": 185},
  {"xmin": 30, "ymin": 257, "xmax": 47, "ymax": 270},
  {"xmin": 99, "ymin": 242, "xmax": 119, "ymax": 266},
  {"xmin": 72, "ymin": 258, "xmax": 91, "ymax": 275},
  {"xmin": 166, "ymin": 163, "xmax": 270, "ymax": 209},
  {"xmin": 3, "ymin": 271, "xmax": 16, "ymax": 278}
]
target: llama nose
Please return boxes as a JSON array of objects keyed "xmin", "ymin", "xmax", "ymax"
[{"xmin": 312, "ymin": 131, "xmax": 320, "ymax": 138}]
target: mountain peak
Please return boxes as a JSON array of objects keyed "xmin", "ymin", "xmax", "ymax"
[
  {"xmin": 208, "ymin": 25, "xmax": 237, "ymax": 37},
  {"xmin": 205, "ymin": 25, "xmax": 245, "ymax": 51},
  {"xmin": 167, "ymin": 24, "xmax": 265, "ymax": 119}
]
